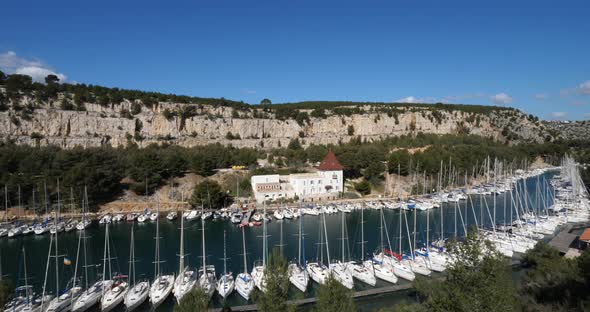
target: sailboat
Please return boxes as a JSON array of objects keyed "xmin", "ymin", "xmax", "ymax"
[
  {"xmin": 374, "ymin": 207, "xmax": 415, "ymax": 281},
  {"xmin": 402, "ymin": 200, "xmax": 433, "ymax": 275},
  {"xmin": 5, "ymin": 247, "xmax": 53, "ymax": 312},
  {"xmin": 415, "ymin": 190, "xmax": 446, "ymax": 273},
  {"xmin": 100, "ymin": 222, "xmax": 129, "ymax": 312},
  {"xmin": 198, "ymin": 204, "xmax": 217, "ymax": 298},
  {"xmin": 124, "ymin": 224, "xmax": 150, "ymax": 311},
  {"xmin": 72, "ymin": 191, "xmax": 114, "ymax": 312},
  {"xmin": 251, "ymin": 203, "xmax": 268, "ymax": 291},
  {"xmin": 76, "ymin": 188, "xmax": 91, "ymax": 231},
  {"xmin": 306, "ymin": 212, "xmax": 330, "ymax": 285},
  {"xmin": 235, "ymin": 225, "xmax": 255, "ymax": 300},
  {"xmin": 216, "ymin": 230, "xmax": 235, "ymax": 299},
  {"xmin": 371, "ymin": 207, "xmax": 399, "ymax": 284},
  {"xmin": 346, "ymin": 204, "xmax": 377, "ymax": 286},
  {"xmin": 149, "ymin": 198, "xmax": 175, "ymax": 308},
  {"xmin": 173, "ymin": 209, "xmax": 197, "ymax": 303},
  {"xmin": 288, "ymin": 202, "xmax": 309, "ymax": 292},
  {"xmin": 8, "ymin": 186, "xmax": 25, "ymax": 238},
  {"xmin": 329, "ymin": 210, "xmax": 354, "ymax": 289},
  {"xmin": 46, "ymin": 180, "xmax": 83, "ymax": 312}
]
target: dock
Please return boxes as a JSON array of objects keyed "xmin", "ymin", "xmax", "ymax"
[{"xmin": 208, "ymin": 282, "xmax": 418, "ymax": 311}]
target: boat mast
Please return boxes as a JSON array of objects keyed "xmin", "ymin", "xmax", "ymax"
[
  {"xmin": 82, "ymin": 187, "xmax": 88, "ymax": 290},
  {"xmin": 223, "ymin": 230, "xmax": 228, "ymax": 276},
  {"xmin": 322, "ymin": 212, "xmax": 331, "ymax": 266},
  {"xmin": 426, "ymin": 190, "xmax": 430, "ymax": 253},
  {"xmin": 341, "ymin": 209, "xmax": 345, "ymax": 263},
  {"xmin": 399, "ymin": 203, "xmax": 402, "ymax": 255},
  {"xmin": 262, "ymin": 202, "xmax": 266, "ymax": 268},
  {"xmin": 179, "ymin": 206, "xmax": 185, "ymax": 275},
  {"xmin": 241, "ymin": 226, "xmax": 247, "ymax": 274},
  {"xmin": 74, "ymin": 217, "xmax": 82, "ymax": 289},
  {"xmin": 413, "ymin": 188, "xmax": 418, "ymax": 257},
  {"xmin": 129, "ymin": 224, "xmax": 136, "ymax": 287},
  {"xmin": 439, "ymin": 162, "xmax": 444, "ymax": 242},
  {"xmin": 361, "ymin": 203, "xmax": 365, "ymax": 261},
  {"xmin": 298, "ymin": 202, "xmax": 302, "ymax": 265},
  {"xmin": 155, "ymin": 197, "xmax": 161, "ymax": 279},
  {"xmin": 201, "ymin": 204, "xmax": 206, "ymax": 272},
  {"xmin": 55, "ymin": 179, "xmax": 60, "ymax": 299},
  {"xmin": 102, "ymin": 222, "xmax": 109, "ymax": 296}
]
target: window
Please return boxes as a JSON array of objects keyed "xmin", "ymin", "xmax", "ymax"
[
  {"xmin": 332, "ymin": 174, "xmax": 337, "ymax": 180},
  {"xmin": 310, "ymin": 180, "xmax": 314, "ymax": 185}
]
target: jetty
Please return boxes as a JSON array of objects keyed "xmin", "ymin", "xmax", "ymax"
[{"xmin": 208, "ymin": 282, "xmax": 418, "ymax": 311}]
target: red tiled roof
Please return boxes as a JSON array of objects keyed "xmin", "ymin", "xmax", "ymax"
[
  {"xmin": 580, "ymin": 228, "xmax": 590, "ymax": 242},
  {"xmin": 317, "ymin": 151, "xmax": 344, "ymax": 171}
]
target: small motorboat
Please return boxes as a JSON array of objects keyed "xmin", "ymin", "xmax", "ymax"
[
  {"xmin": 149, "ymin": 212, "xmax": 158, "ymax": 222},
  {"xmin": 166, "ymin": 211, "xmax": 177, "ymax": 221},
  {"xmin": 112, "ymin": 214, "xmax": 125, "ymax": 222},
  {"xmin": 99, "ymin": 214, "xmax": 112, "ymax": 224}
]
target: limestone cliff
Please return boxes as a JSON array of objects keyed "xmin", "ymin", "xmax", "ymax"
[{"xmin": 0, "ymin": 98, "xmax": 551, "ymax": 149}]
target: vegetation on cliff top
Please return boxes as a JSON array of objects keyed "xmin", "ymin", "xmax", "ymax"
[{"xmin": 1, "ymin": 71, "xmax": 530, "ymax": 120}]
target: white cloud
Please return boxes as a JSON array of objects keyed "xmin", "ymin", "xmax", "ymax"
[
  {"xmin": 550, "ymin": 111, "xmax": 567, "ymax": 119},
  {"xmin": 491, "ymin": 93, "xmax": 513, "ymax": 105},
  {"xmin": 0, "ymin": 50, "xmax": 66, "ymax": 82},
  {"xmin": 535, "ymin": 93, "xmax": 548, "ymax": 100},
  {"xmin": 577, "ymin": 80, "xmax": 590, "ymax": 95},
  {"xmin": 396, "ymin": 96, "xmax": 435, "ymax": 103}
]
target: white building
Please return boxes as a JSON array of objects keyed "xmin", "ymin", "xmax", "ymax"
[{"xmin": 251, "ymin": 151, "xmax": 344, "ymax": 203}]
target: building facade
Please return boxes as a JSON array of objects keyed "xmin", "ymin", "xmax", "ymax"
[{"xmin": 251, "ymin": 151, "xmax": 344, "ymax": 203}]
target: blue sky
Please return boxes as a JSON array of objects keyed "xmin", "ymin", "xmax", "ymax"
[{"xmin": 1, "ymin": 0, "xmax": 589, "ymax": 120}]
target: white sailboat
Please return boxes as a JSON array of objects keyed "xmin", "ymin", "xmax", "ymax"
[
  {"xmin": 347, "ymin": 204, "xmax": 377, "ymax": 286},
  {"xmin": 124, "ymin": 224, "xmax": 150, "ymax": 311},
  {"xmin": 329, "ymin": 210, "xmax": 354, "ymax": 289},
  {"xmin": 72, "ymin": 189, "xmax": 114, "ymax": 312},
  {"xmin": 46, "ymin": 181, "xmax": 82, "ymax": 312},
  {"xmin": 289, "ymin": 203, "xmax": 309, "ymax": 292},
  {"xmin": 173, "ymin": 209, "xmax": 197, "ymax": 302},
  {"xmin": 216, "ymin": 230, "xmax": 234, "ymax": 299},
  {"xmin": 371, "ymin": 207, "xmax": 399, "ymax": 284},
  {"xmin": 235, "ymin": 226, "xmax": 255, "ymax": 300},
  {"xmin": 400, "ymin": 205, "xmax": 431, "ymax": 276},
  {"xmin": 251, "ymin": 203, "xmax": 268, "ymax": 291},
  {"xmin": 306, "ymin": 212, "xmax": 330, "ymax": 285},
  {"xmin": 415, "ymin": 190, "xmax": 445, "ymax": 273},
  {"xmin": 5, "ymin": 247, "xmax": 53, "ymax": 312},
  {"xmin": 198, "ymin": 205, "xmax": 216, "ymax": 298},
  {"xmin": 100, "ymin": 222, "xmax": 128, "ymax": 312},
  {"xmin": 149, "ymin": 198, "xmax": 174, "ymax": 308}
]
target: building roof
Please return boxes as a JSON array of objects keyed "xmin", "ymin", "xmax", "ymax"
[
  {"xmin": 317, "ymin": 150, "xmax": 344, "ymax": 171},
  {"xmin": 549, "ymin": 231, "xmax": 578, "ymax": 254},
  {"xmin": 580, "ymin": 228, "xmax": 590, "ymax": 243}
]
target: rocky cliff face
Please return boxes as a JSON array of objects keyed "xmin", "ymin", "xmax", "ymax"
[
  {"xmin": 0, "ymin": 98, "xmax": 551, "ymax": 149},
  {"xmin": 543, "ymin": 120, "xmax": 590, "ymax": 141}
]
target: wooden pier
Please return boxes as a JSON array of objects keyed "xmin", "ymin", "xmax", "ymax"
[{"xmin": 208, "ymin": 283, "xmax": 417, "ymax": 311}]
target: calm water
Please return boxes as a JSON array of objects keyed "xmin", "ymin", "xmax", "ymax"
[{"xmin": 0, "ymin": 173, "xmax": 555, "ymax": 310}]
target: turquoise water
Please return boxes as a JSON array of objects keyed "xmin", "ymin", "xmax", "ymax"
[{"xmin": 0, "ymin": 173, "xmax": 554, "ymax": 311}]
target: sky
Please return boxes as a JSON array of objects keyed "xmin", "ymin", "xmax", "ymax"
[{"xmin": 1, "ymin": 0, "xmax": 589, "ymax": 120}]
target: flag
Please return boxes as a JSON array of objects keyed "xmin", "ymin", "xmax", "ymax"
[{"xmin": 63, "ymin": 257, "xmax": 72, "ymax": 266}]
